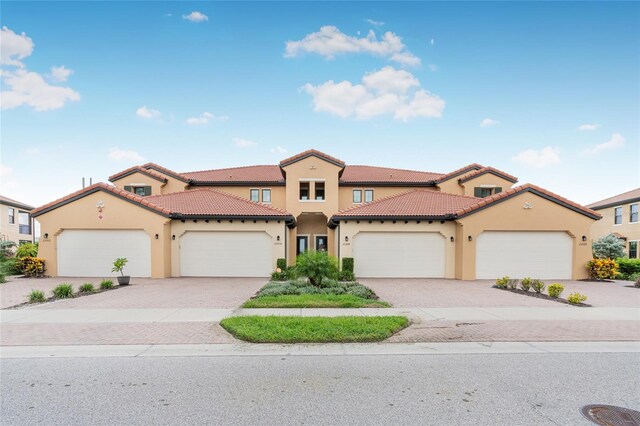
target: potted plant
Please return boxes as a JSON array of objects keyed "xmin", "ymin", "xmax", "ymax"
[{"xmin": 112, "ymin": 257, "xmax": 130, "ymax": 285}]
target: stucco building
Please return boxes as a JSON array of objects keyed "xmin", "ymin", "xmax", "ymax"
[
  {"xmin": 587, "ymin": 188, "xmax": 640, "ymax": 259},
  {"xmin": 0, "ymin": 195, "xmax": 35, "ymax": 247}
]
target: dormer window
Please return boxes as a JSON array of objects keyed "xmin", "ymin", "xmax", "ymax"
[
  {"xmin": 124, "ymin": 185, "xmax": 152, "ymax": 196},
  {"xmin": 474, "ymin": 186, "xmax": 502, "ymax": 198}
]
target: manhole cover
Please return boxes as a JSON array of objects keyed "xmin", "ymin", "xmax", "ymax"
[{"xmin": 581, "ymin": 405, "xmax": 640, "ymax": 426}]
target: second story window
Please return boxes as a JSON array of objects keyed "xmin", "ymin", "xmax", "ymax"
[
  {"xmin": 353, "ymin": 189, "xmax": 362, "ymax": 203},
  {"xmin": 364, "ymin": 189, "xmax": 374, "ymax": 203},
  {"xmin": 299, "ymin": 182, "xmax": 310, "ymax": 200},
  {"xmin": 262, "ymin": 189, "xmax": 271, "ymax": 203},
  {"xmin": 18, "ymin": 211, "xmax": 30, "ymax": 235},
  {"xmin": 630, "ymin": 204, "xmax": 638, "ymax": 223},
  {"xmin": 124, "ymin": 185, "xmax": 151, "ymax": 196},
  {"xmin": 8, "ymin": 208, "xmax": 15, "ymax": 224},
  {"xmin": 250, "ymin": 189, "xmax": 259, "ymax": 202},
  {"xmin": 315, "ymin": 182, "xmax": 325, "ymax": 200},
  {"xmin": 474, "ymin": 187, "xmax": 502, "ymax": 198},
  {"xmin": 614, "ymin": 207, "xmax": 622, "ymax": 225}
]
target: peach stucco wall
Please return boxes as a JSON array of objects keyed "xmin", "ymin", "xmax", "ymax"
[{"xmin": 589, "ymin": 202, "xmax": 640, "ymax": 255}]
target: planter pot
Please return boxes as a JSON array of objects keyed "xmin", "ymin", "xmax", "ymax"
[{"xmin": 117, "ymin": 276, "xmax": 130, "ymax": 286}]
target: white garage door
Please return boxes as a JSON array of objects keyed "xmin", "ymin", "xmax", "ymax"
[
  {"xmin": 57, "ymin": 230, "xmax": 151, "ymax": 277},
  {"xmin": 180, "ymin": 231, "xmax": 272, "ymax": 277},
  {"xmin": 353, "ymin": 232, "xmax": 445, "ymax": 278},
  {"xmin": 476, "ymin": 231, "xmax": 572, "ymax": 279}
]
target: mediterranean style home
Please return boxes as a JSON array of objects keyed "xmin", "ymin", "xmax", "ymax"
[
  {"xmin": 587, "ymin": 188, "xmax": 640, "ymax": 259},
  {"xmin": 0, "ymin": 195, "xmax": 35, "ymax": 247},
  {"xmin": 32, "ymin": 149, "xmax": 601, "ymax": 280}
]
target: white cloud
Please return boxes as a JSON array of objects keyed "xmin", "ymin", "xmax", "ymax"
[
  {"xmin": 49, "ymin": 65, "xmax": 73, "ymax": 82},
  {"xmin": 302, "ymin": 66, "xmax": 444, "ymax": 121},
  {"xmin": 577, "ymin": 123, "xmax": 599, "ymax": 131},
  {"xmin": 186, "ymin": 112, "xmax": 228, "ymax": 125},
  {"xmin": 233, "ymin": 138, "xmax": 255, "ymax": 148},
  {"xmin": 108, "ymin": 148, "xmax": 145, "ymax": 162},
  {"xmin": 0, "ymin": 26, "xmax": 34, "ymax": 67},
  {"xmin": 0, "ymin": 163, "xmax": 13, "ymax": 177},
  {"xmin": 183, "ymin": 11, "xmax": 208, "ymax": 22},
  {"xmin": 136, "ymin": 106, "xmax": 161, "ymax": 119},
  {"xmin": 365, "ymin": 18, "xmax": 384, "ymax": 27},
  {"xmin": 480, "ymin": 118, "xmax": 500, "ymax": 127},
  {"xmin": 1, "ymin": 69, "xmax": 81, "ymax": 111},
  {"xmin": 285, "ymin": 26, "xmax": 420, "ymax": 66},
  {"xmin": 583, "ymin": 133, "xmax": 625, "ymax": 155},
  {"xmin": 271, "ymin": 146, "xmax": 288, "ymax": 155},
  {"xmin": 512, "ymin": 146, "xmax": 561, "ymax": 168}
]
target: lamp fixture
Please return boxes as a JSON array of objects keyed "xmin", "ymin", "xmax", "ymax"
[
  {"xmin": 43, "ymin": 233, "xmax": 49, "ymax": 239},
  {"xmin": 468, "ymin": 235, "xmax": 472, "ymax": 241},
  {"xmin": 345, "ymin": 236, "xmax": 349, "ymax": 242},
  {"xmin": 172, "ymin": 235, "xmax": 175, "ymax": 240},
  {"xmin": 450, "ymin": 236, "xmax": 454, "ymax": 242},
  {"xmin": 582, "ymin": 235, "xmax": 587, "ymax": 242},
  {"xmin": 276, "ymin": 236, "xmax": 281, "ymax": 242},
  {"xmin": 155, "ymin": 234, "xmax": 159, "ymax": 240}
]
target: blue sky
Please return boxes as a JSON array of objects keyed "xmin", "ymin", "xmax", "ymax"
[{"xmin": 1, "ymin": 1, "xmax": 638, "ymax": 207}]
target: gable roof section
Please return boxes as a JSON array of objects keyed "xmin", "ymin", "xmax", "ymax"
[
  {"xmin": 458, "ymin": 166, "xmax": 518, "ymax": 184},
  {"xmin": 141, "ymin": 163, "xmax": 190, "ymax": 183},
  {"xmin": 330, "ymin": 189, "xmax": 481, "ymax": 224},
  {"xmin": 108, "ymin": 165, "xmax": 168, "ymax": 183},
  {"xmin": 182, "ymin": 165, "xmax": 285, "ymax": 185},
  {"xmin": 0, "ymin": 195, "xmax": 34, "ymax": 211},
  {"xmin": 455, "ymin": 183, "xmax": 601, "ymax": 219},
  {"xmin": 31, "ymin": 183, "xmax": 172, "ymax": 218},
  {"xmin": 279, "ymin": 149, "xmax": 345, "ymax": 168},
  {"xmin": 340, "ymin": 165, "xmax": 443, "ymax": 186},
  {"xmin": 436, "ymin": 163, "xmax": 483, "ymax": 183},
  {"xmin": 586, "ymin": 188, "xmax": 640, "ymax": 210}
]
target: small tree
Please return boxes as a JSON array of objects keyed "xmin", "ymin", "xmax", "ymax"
[
  {"xmin": 592, "ymin": 235, "xmax": 626, "ymax": 260},
  {"xmin": 295, "ymin": 251, "xmax": 339, "ymax": 287},
  {"xmin": 112, "ymin": 257, "xmax": 128, "ymax": 276}
]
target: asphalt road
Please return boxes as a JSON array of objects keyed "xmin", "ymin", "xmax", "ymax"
[{"xmin": 1, "ymin": 353, "xmax": 639, "ymax": 425}]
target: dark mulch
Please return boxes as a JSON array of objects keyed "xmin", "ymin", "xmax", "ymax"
[
  {"xmin": 493, "ymin": 286, "xmax": 591, "ymax": 307},
  {"xmin": 6, "ymin": 286, "xmax": 125, "ymax": 310},
  {"xmin": 577, "ymin": 279, "xmax": 614, "ymax": 283}
]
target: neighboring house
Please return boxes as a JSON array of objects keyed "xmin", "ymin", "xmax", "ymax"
[
  {"xmin": 0, "ymin": 195, "xmax": 35, "ymax": 246},
  {"xmin": 32, "ymin": 149, "xmax": 600, "ymax": 280},
  {"xmin": 587, "ymin": 188, "xmax": 640, "ymax": 259}
]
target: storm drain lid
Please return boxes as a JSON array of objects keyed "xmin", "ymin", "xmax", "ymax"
[{"xmin": 581, "ymin": 404, "xmax": 640, "ymax": 426}]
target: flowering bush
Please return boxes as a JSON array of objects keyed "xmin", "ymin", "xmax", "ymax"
[{"xmin": 586, "ymin": 259, "xmax": 619, "ymax": 280}]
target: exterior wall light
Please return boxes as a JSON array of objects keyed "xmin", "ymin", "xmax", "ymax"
[
  {"xmin": 276, "ymin": 236, "xmax": 280, "ymax": 242},
  {"xmin": 450, "ymin": 237, "xmax": 454, "ymax": 242},
  {"xmin": 582, "ymin": 235, "xmax": 587, "ymax": 242},
  {"xmin": 43, "ymin": 233, "xmax": 49, "ymax": 239},
  {"xmin": 468, "ymin": 235, "xmax": 473, "ymax": 241},
  {"xmin": 345, "ymin": 236, "xmax": 349, "ymax": 242},
  {"xmin": 155, "ymin": 234, "xmax": 159, "ymax": 239},
  {"xmin": 172, "ymin": 235, "xmax": 176, "ymax": 240}
]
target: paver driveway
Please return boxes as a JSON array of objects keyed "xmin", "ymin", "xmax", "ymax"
[{"xmin": 1, "ymin": 277, "xmax": 266, "ymax": 309}]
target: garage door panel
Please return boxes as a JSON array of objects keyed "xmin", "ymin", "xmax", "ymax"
[
  {"xmin": 353, "ymin": 232, "xmax": 445, "ymax": 278},
  {"xmin": 476, "ymin": 231, "xmax": 572, "ymax": 279},
  {"xmin": 57, "ymin": 230, "xmax": 151, "ymax": 277},
  {"xmin": 180, "ymin": 231, "xmax": 271, "ymax": 277}
]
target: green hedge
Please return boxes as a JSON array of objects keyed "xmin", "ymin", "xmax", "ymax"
[
  {"xmin": 617, "ymin": 258, "xmax": 640, "ymax": 280},
  {"xmin": 342, "ymin": 257, "xmax": 354, "ymax": 273},
  {"xmin": 276, "ymin": 258, "xmax": 287, "ymax": 270}
]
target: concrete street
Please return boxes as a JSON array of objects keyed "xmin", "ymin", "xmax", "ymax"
[{"xmin": 2, "ymin": 351, "xmax": 639, "ymax": 426}]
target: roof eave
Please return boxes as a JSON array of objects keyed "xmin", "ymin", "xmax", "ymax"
[
  {"xmin": 339, "ymin": 181, "xmax": 438, "ymax": 187},
  {"xmin": 587, "ymin": 196, "xmax": 640, "ymax": 211},
  {"xmin": 189, "ymin": 180, "xmax": 286, "ymax": 187},
  {"xmin": 170, "ymin": 213, "xmax": 296, "ymax": 228},
  {"xmin": 328, "ymin": 214, "xmax": 456, "ymax": 229}
]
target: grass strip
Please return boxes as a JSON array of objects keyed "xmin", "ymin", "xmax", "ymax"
[
  {"xmin": 242, "ymin": 294, "xmax": 391, "ymax": 308},
  {"xmin": 220, "ymin": 315, "xmax": 409, "ymax": 343}
]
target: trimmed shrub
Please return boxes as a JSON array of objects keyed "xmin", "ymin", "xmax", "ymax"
[
  {"xmin": 28, "ymin": 289, "xmax": 46, "ymax": 303},
  {"xmin": 342, "ymin": 257, "xmax": 354, "ymax": 273},
  {"xmin": 616, "ymin": 258, "xmax": 640, "ymax": 280},
  {"xmin": 15, "ymin": 257, "xmax": 46, "ymax": 277},
  {"xmin": 495, "ymin": 276, "xmax": 510, "ymax": 289},
  {"xmin": 295, "ymin": 251, "xmax": 339, "ymax": 287},
  {"xmin": 520, "ymin": 277, "xmax": 532, "ymax": 292},
  {"xmin": 276, "ymin": 258, "xmax": 287, "ymax": 271},
  {"xmin": 79, "ymin": 283, "xmax": 95, "ymax": 293},
  {"xmin": 16, "ymin": 242, "xmax": 38, "ymax": 258},
  {"xmin": 271, "ymin": 270, "xmax": 288, "ymax": 281},
  {"xmin": 255, "ymin": 279, "xmax": 377, "ymax": 300},
  {"xmin": 531, "ymin": 279, "xmax": 546, "ymax": 294},
  {"xmin": 338, "ymin": 270, "xmax": 355, "ymax": 282},
  {"xmin": 100, "ymin": 279, "xmax": 114, "ymax": 290},
  {"xmin": 547, "ymin": 283, "xmax": 564, "ymax": 298},
  {"xmin": 52, "ymin": 283, "xmax": 74, "ymax": 299},
  {"xmin": 592, "ymin": 235, "xmax": 626, "ymax": 259},
  {"xmin": 636, "ymin": 277, "xmax": 640, "ymax": 288},
  {"xmin": 567, "ymin": 292, "xmax": 588, "ymax": 305},
  {"xmin": 507, "ymin": 278, "xmax": 519, "ymax": 290},
  {"xmin": 586, "ymin": 259, "xmax": 619, "ymax": 280}
]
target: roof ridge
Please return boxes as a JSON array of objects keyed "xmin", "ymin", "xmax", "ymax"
[
  {"xmin": 183, "ymin": 164, "xmax": 281, "ymax": 175},
  {"xmin": 586, "ymin": 187, "xmax": 640, "ymax": 208},
  {"xmin": 141, "ymin": 162, "xmax": 189, "ymax": 181},
  {"xmin": 345, "ymin": 164, "xmax": 445, "ymax": 176},
  {"xmin": 458, "ymin": 166, "xmax": 518, "ymax": 183},
  {"xmin": 436, "ymin": 163, "xmax": 484, "ymax": 183}
]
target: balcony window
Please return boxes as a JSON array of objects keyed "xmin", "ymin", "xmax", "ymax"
[
  {"xmin": 299, "ymin": 182, "xmax": 310, "ymax": 200},
  {"xmin": 315, "ymin": 182, "xmax": 325, "ymax": 200},
  {"xmin": 18, "ymin": 211, "xmax": 30, "ymax": 235}
]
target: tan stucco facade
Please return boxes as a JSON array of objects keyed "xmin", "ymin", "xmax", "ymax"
[
  {"xmin": 589, "ymin": 201, "xmax": 640, "ymax": 258},
  {"xmin": 0, "ymin": 203, "xmax": 34, "ymax": 245},
  {"xmin": 438, "ymin": 173, "xmax": 516, "ymax": 196},
  {"xmin": 111, "ymin": 172, "xmax": 188, "ymax": 196}
]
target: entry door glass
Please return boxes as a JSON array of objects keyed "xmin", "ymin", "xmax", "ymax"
[
  {"xmin": 297, "ymin": 236, "xmax": 308, "ymax": 255},
  {"xmin": 316, "ymin": 236, "xmax": 328, "ymax": 252}
]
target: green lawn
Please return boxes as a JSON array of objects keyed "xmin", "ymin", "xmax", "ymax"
[
  {"xmin": 220, "ymin": 315, "xmax": 409, "ymax": 343},
  {"xmin": 242, "ymin": 294, "xmax": 391, "ymax": 308}
]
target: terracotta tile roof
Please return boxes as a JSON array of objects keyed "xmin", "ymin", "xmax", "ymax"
[
  {"xmin": 455, "ymin": 183, "xmax": 601, "ymax": 219},
  {"xmin": 458, "ymin": 166, "xmax": 518, "ymax": 184},
  {"xmin": 436, "ymin": 163, "xmax": 484, "ymax": 183},
  {"xmin": 145, "ymin": 189, "xmax": 293, "ymax": 217},
  {"xmin": 586, "ymin": 188, "xmax": 640, "ymax": 210},
  {"xmin": 340, "ymin": 166, "xmax": 443, "ymax": 184},
  {"xmin": 611, "ymin": 232, "xmax": 627, "ymax": 240},
  {"xmin": 332, "ymin": 189, "xmax": 480, "ymax": 219},
  {"xmin": 0, "ymin": 195, "xmax": 34, "ymax": 210},
  {"xmin": 31, "ymin": 183, "xmax": 172, "ymax": 217},
  {"xmin": 181, "ymin": 165, "xmax": 285, "ymax": 183},
  {"xmin": 279, "ymin": 149, "xmax": 345, "ymax": 168},
  {"xmin": 141, "ymin": 163, "xmax": 190, "ymax": 182},
  {"xmin": 108, "ymin": 165, "xmax": 168, "ymax": 183}
]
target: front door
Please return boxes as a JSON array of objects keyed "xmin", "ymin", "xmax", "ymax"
[
  {"xmin": 296, "ymin": 236, "xmax": 309, "ymax": 255},
  {"xmin": 315, "ymin": 235, "xmax": 328, "ymax": 252}
]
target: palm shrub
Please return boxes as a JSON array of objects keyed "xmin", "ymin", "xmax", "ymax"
[
  {"xmin": 586, "ymin": 259, "xmax": 619, "ymax": 280},
  {"xmin": 547, "ymin": 283, "xmax": 564, "ymax": 298},
  {"xmin": 52, "ymin": 283, "xmax": 74, "ymax": 299},
  {"xmin": 294, "ymin": 251, "xmax": 339, "ymax": 287},
  {"xmin": 16, "ymin": 243, "xmax": 38, "ymax": 258},
  {"xmin": 592, "ymin": 235, "xmax": 625, "ymax": 259},
  {"xmin": 0, "ymin": 258, "xmax": 21, "ymax": 275},
  {"xmin": 79, "ymin": 283, "xmax": 95, "ymax": 293},
  {"xmin": 531, "ymin": 279, "xmax": 546, "ymax": 294}
]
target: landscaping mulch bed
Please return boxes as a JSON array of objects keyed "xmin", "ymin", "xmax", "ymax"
[
  {"xmin": 493, "ymin": 286, "xmax": 591, "ymax": 307},
  {"xmin": 6, "ymin": 286, "xmax": 125, "ymax": 310}
]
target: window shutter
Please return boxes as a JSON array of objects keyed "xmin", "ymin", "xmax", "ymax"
[
  {"xmin": 474, "ymin": 187, "xmax": 482, "ymax": 197},
  {"xmin": 494, "ymin": 187, "xmax": 502, "ymax": 194},
  {"xmin": 144, "ymin": 186, "xmax": 152, "ymax": 196},
  {"xmin": 124, "ymin": 186, "xmax": 132, "ymax": 192}
]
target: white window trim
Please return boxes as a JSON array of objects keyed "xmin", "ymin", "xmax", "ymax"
[
  {"xmin": 613, "ymin": 205, "xmax": 623, "ymax": 226},
  {"xmin": 479, "ymin": 184, "xmax": 497, "ymax": 188},
  {"xmin": 249, "ymin": 188, "xmax": 260, "ymax": 203},
  {"xmin": 352, "ymin": 189, "xmax": 363, "ymax": 204},
  {"xmin": 261, "ymin": 189, "xmax": 272, "ymax": 204},
  {"xmin": 364, "ymin": 188, "xmax": 374, "ymax": 203},
  {"xmin": 629, "ymin": 203, "xmax": 639, "ymax": 224}
]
